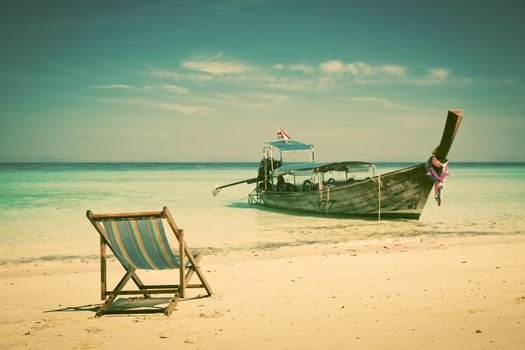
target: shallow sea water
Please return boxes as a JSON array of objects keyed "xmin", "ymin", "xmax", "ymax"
[{"xmin": 0, "ymin": 162, "xmax": 524, "ymax": 263}]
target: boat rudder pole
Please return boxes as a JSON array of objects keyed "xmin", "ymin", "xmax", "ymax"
[{"xmin": 212, "ymin": 177, "xmax": 258, "ymax": 197}]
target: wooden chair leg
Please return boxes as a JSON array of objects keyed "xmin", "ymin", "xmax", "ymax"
[
  {"xmin": 129, "ymin": 271, "xmax": 151, "ymax": 298},
  {"xmin": 100, "ymin": 238, "xmax": 107, "ymax": 300},
  {"xmin": 184, "ymin": 252, "xmax": 203, "ymax": 285},
  {"xmin": 96, "ymin": 268, "xmax": 135, "ymax": 317},
  {"xmin": 191, "ymin": 259, "xmax": 213, "ymax": 296},
  {"xmin": 183, "ymin": 252, "xmax": 212, "ymax": 296},
  {"xmin": 164, "ymin": 293, "xmax": 180, "ymax": 316},
  {"xmin": 179, "ymin": 230, "xmax": 185, "ymax": 298},
  {"xmin": 164, "ymin": 208, "xmax": 213, "ymax": 297}
]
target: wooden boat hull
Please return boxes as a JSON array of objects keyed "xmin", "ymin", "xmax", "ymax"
[
  {"xmin": 256, "ymin": 109, "xmax": 464, "ymax": 220},
  {"xmin": 257, "ymin": 163, "xmax": 434, "ymax": 219},
  {"xmin": 212, "ymin": 110, "xmax": 462, "ymax": 220}
]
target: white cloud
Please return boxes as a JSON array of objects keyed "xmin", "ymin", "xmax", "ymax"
[
  {"xmin": 349, "ymin": 96, "xmax": 397, "ymax": 108},
  {"xmin": 89, "ymin": 84, "xmax": 133, "ymax": 89},
  {"xmin": 160, "ymin": 84, "xmax": 191, "ymax": 95},
  {"xmin": 253, "ymin": 75, "xmax": 314, "ymax": 91},
  {"xmin": 428, "ymin": 68, "xmax": 449, "ymax": 80},
  {"xmin": 346, "ymin": 62, "xmax": 374, "ymax": 75},
  {"xmin": 98, "ymin": 97, "xmax": 209, "ymax": 116},
  {"xmin": 183, "ymin": 59, "xmax": 251, "ymax": 75},
  {"xmin": 316, "ymin": 76, "xmax": 336, "ymax": 92},
  {"xmin": 320, "ymin": 60, "xmax": 345, "ymax": 73},
  {"xmin": 253, "ymin": 93, "xmax": 289, "ymax": 104},
  {"xmin": 178, "ymin": 68, "xmax": 314, "ymax": 92},
  {"xmin": 155, "ymin": 102, "xmax": 208, "ymax": 115},
  {"xmin": 245, "ymin": 93, "xmax": 291, "ymax": 111},
  {"xmin": 289, "ymin": 64, "xmax": 315, "ymax": 74},
  {"xmin": 348, "ymin": 96, "xmax": 441, "ymax": 114},
  {"xmin": 320, "ymin": 60, "xmax": 406, "ymax": 77},
  {"xmin": 378, "ymin": 65, "xmax": 406, "ymax": 76},
  {"xmin": 201, "ymin": 92, "xmax": 291, "ymax": 111},
  {"xmin": 144, "ymin": 56, "xmax": 463, "ymax": 95},
  {"xmin": 216, "ymin": 93, "xmax": 238, "ymax": 101},
  {"xmin": 148, "ymin": 68, "xmax": 182, "ymax": 80},
  {"xmin": 72, "ymin": 130, "xmax": 166, "ymax": 138},
  {"xmin": 411, "ymin": 68, "xmax": 453, "ymax": 85},
  {"xmin": 272, "ymin": 63, "xmax": 315, "ymax": 74},
  {"xmin": 90, "ymin": 82, "xmax": 191, "ymax": 95}
]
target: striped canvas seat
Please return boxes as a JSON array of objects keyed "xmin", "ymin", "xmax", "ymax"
[
  {"xmin": 86, "ymin": 207, "xmax": 212, "ymax": 317},
  {"xmin": 101, "ymin": 217, "xmax": 183, "ymax": 270}
]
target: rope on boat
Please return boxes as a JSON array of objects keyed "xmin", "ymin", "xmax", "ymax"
[
  {"xmin": 326, "ymin": 186, "xmax": 330, "ymax": 215},
  {"xmin": 378, "ymin": 174, "xmax": 381, "ymax": 221},
  {"xmin": 371, "ymin": 174, "xmax": 382, "ymax": 221}
]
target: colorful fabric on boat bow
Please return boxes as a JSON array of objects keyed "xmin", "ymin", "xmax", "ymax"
[{"xmin": 426, "ymin": 155, "xmax": 449, "ymax": 206}]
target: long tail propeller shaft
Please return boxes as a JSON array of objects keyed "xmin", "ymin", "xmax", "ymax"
[{"xmin": 212, "ymin": 177, "xmax": 258, "ymax": 197}]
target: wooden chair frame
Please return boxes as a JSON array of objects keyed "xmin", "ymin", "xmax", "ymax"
[{"xmin": 86, "ymin": 207, "xmax": 212, "ymax": 316}]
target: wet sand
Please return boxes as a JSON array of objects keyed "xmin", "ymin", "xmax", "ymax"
[{"xmin": 1, "ymin": 234, "xmax": 524, "ymax": 349}]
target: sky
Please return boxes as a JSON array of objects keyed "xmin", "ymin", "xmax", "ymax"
[{"xmin": 1, "ymin": 0, "xmax": 524, "ymax": 162}]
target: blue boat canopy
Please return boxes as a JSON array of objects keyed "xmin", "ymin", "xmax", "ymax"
[{"xmin": 266, "ymin": 140, "xmax": 313, "ymax": 152}]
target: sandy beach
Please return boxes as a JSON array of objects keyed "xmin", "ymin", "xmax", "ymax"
[
  {"xmin": 1, "ymin": 233, "xmax": 524, "ymax": 350},
  {"xmin": 2, "ymin": 0, "xmax": 525, "ymax": 348}
]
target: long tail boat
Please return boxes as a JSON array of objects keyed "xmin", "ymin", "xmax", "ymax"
[{"xmin": 214, "ymin": 110, "xmax": 463, "ymax": 220}]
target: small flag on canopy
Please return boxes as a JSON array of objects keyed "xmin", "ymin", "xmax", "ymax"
[{"xmin": 277, "ymin": 128, "xmax": 291, "ymax": 143}]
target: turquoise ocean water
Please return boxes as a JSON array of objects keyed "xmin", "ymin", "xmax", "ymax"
[{"xmin": 1, "ymin": 162, "xmax": 524, "ymax": 264}]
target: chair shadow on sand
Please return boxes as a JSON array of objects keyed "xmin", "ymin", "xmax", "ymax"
[{"xmin": 45, "ymin": 295, "xmax": 207, "ymax": 316}]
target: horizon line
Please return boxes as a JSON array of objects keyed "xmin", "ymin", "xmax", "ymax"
[{"xmin": 1, "ymin": 160, "xmax": 524, "ymax": 164}]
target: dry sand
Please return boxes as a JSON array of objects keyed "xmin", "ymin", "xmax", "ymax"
[{"xmin": 1, "ymin": 234, "xmax": 524, "ymax": 349}]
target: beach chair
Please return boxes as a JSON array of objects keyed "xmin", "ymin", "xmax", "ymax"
[{"xmin": 86, "ymin": 207, "xmax": 212, "ymax": 317}]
